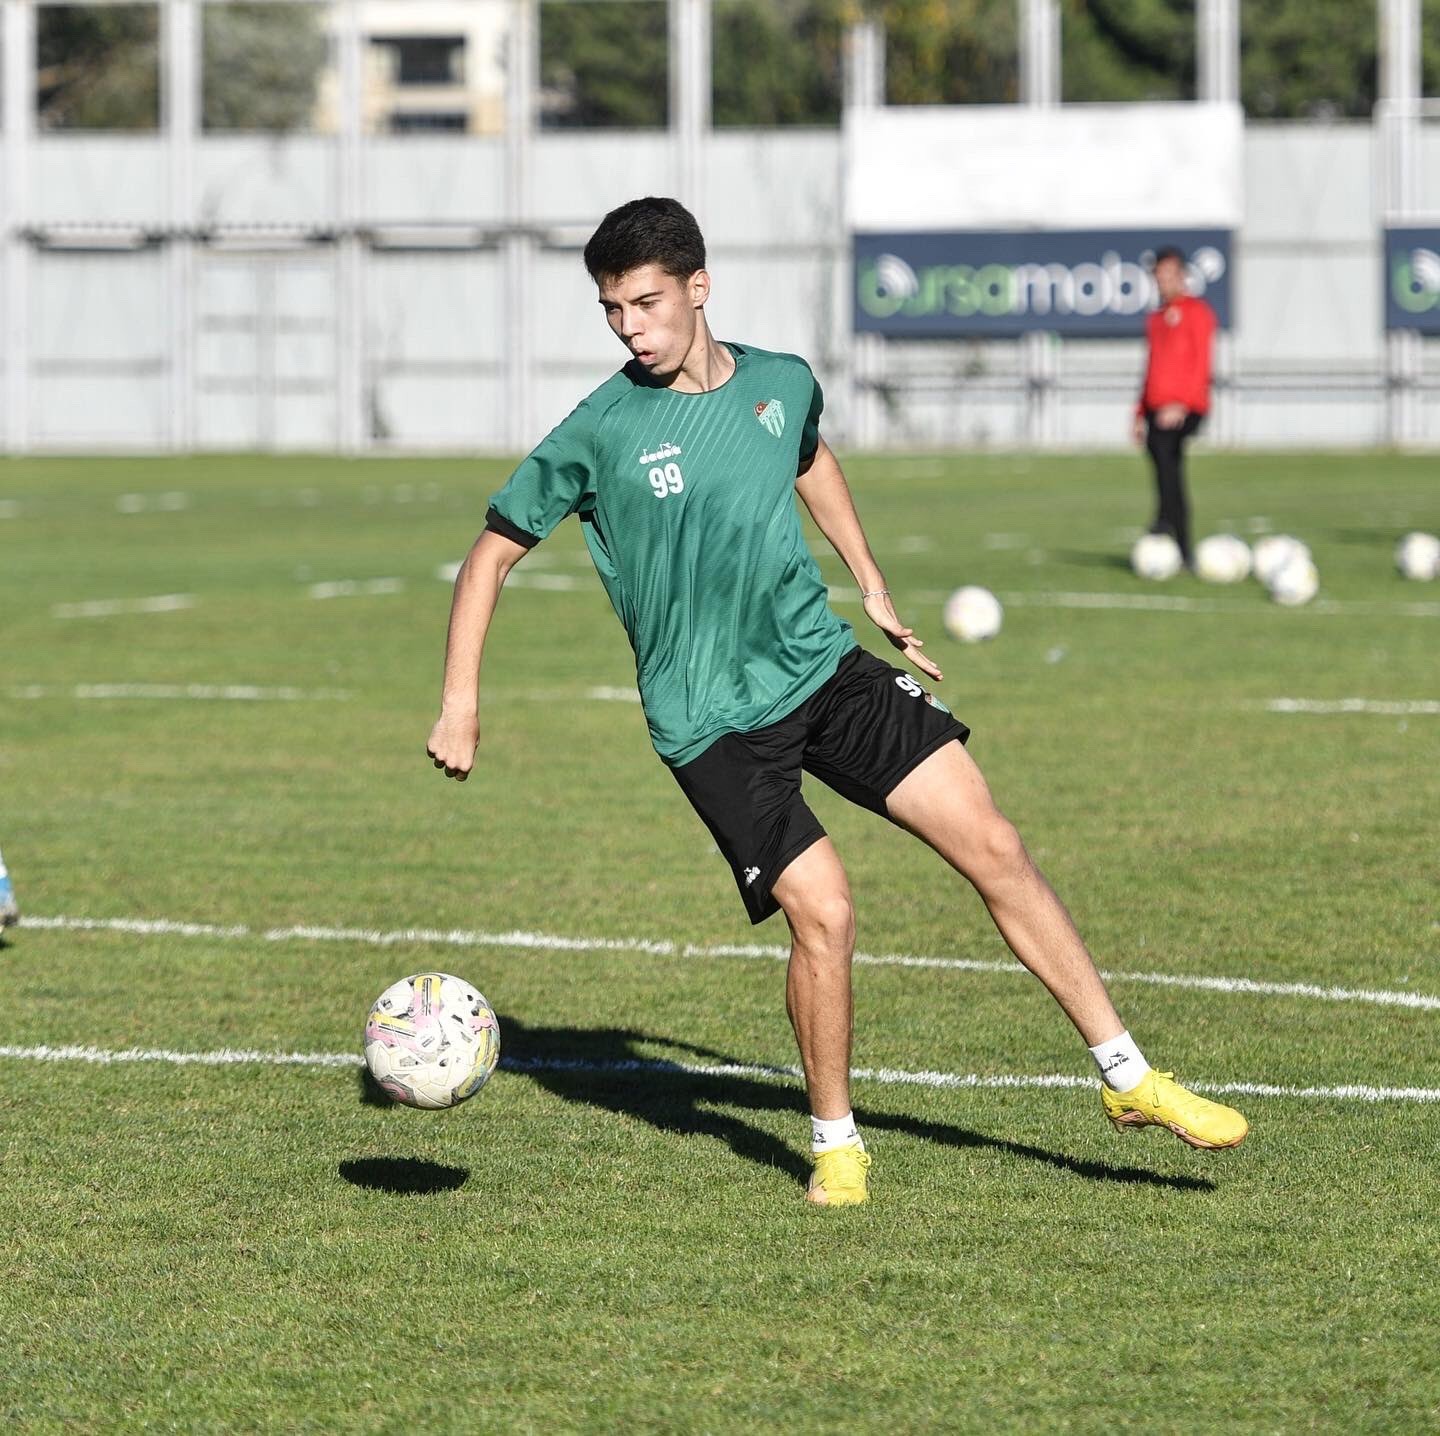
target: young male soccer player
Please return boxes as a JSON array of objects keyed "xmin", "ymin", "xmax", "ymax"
[
  {"xmin": 428, "ymin": 198, "xmax": 1247, "ymax": 1206},
  {"xmin": 1132, "ymin": 245, "xmax": 1218, "ymax": 567}
]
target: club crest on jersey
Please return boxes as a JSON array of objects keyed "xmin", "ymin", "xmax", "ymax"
[{"xmin": 755, "ymin": 399, "xmax": 785, "ymax": 439}]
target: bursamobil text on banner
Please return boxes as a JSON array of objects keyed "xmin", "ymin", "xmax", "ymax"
[{"xmin": 846, "ymin": 103, "xmax": 1243, "ymax": 338}]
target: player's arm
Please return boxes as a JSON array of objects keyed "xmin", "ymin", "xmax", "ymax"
[
  {"xmin": 796, "ymin": 438, "xmax": 942, "ymax": 682},
  {"xmin": 426, "ymin": 529, "xmax": 531, "ymax": 781}
]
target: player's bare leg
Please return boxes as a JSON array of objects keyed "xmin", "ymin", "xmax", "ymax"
[
  {"xmin": 886, "ymin": 740, "xmax": 1123, "ymax": 1045},
  {"xmin": 773, "ymin": 838, "xmax": 856, "ymax": 1118},
  {"xmin": 772, "ymin": 840, "xmax": 872, "ymax": 1203},
  {"xmin": 887, "ymin": 740, "xmax": 1247, "ymax": 1149}
]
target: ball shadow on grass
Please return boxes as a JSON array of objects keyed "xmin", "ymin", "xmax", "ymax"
[{"xmin": 339, "ymin": 1156, "xmax": 470, "ymax": 1195}]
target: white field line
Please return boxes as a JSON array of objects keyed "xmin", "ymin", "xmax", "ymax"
[
  {"xmin": 0, "ymin": 1042, "xmax": 1436, "ymax": 1105},
  {"xmin": 587, "ymin": 685, "xmax": 642, "ymax": 703},
  {"xmin": 23, "ymin": 914, "xmax": 1440, "ymax": 1015},
  {"xmin": 52, "ymin": 594, "xmax": 196, "ymax": 619},
  {"xmin": 903, "ymin": 590, "xmax": 1440, "ymax": 620},
  {"xmin": 308, "ymin": 578, "xmax": 405, "ymax": 600},
  {"xmin": 8, "ymin": 683, "xmax": 353, "ymax": 703},
  {"xmin": 1266, "ymin": 698, "xmax": 1440, "ymax": 716},
  {"xmin": 116, "ymin": 491, "xmax": 189, "ymax": 514}
]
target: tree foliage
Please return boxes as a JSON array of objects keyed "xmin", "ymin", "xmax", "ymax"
[
  {"xmin": 876, "ymin": 0, "xmax": 1019, "ymax": 105},
  {"xmin": 539, "ymin": 1, "xmax": 669, "ymax": 129},
  {"xmin": 712, "ymin": 0, "xmax": 847, "ymax": 127},
  {"xmin": 1061, "ymin": 0, "xmax": 1192, "ymax": 103}
]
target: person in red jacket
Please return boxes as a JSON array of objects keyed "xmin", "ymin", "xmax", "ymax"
[{"xmin": 1132, "ymin": 245, "xmax": 1217, "ymax": 566}]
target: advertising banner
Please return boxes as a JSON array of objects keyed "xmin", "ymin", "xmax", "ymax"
[
  {"xmin": 852, "ymin": 229, "xmax": 1232, "ymax": 338},
  {"xmin": 1384, "ymin": 228, "xmax": 1440, "ymax": 333}
]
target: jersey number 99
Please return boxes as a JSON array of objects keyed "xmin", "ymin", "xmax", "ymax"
[{"xmin": 648, "ymin": 463, "xmax": 684, "ymax": 499}]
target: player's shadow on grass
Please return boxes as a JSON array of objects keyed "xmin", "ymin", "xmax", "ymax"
[
  {"xmin": 339, "ymin": 1156, "xmax": 470, "ymax": 1195},
  {"xmin": 1051, "ymin": 548, "xmax": 1137, "ymax": 574},
  {"xmin": 497, "ymin": 1016, "xmax": 1214, "ymax": 1195}
]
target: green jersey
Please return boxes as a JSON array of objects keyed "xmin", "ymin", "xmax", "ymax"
[{"xmin": 486, "ymin": 342, "xmax": 856, "ymax": 765}]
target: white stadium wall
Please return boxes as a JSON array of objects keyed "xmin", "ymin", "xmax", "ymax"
[{"xmin": 7, "ymin": 121, "xmax": 1439, "ymax": 453}]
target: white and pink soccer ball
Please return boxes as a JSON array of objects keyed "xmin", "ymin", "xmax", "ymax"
[
  {"xmin": 364, "ymin": 972, "xmax": 501, "ymax": 1109},
  {"xmin": 1396, "ymin": 532, "xmax": 1440, "ymax": 582},
  {"xmin": 942, "ymin": 585, "xmax": 1003, "ymax": 642},
  {"xmin": 1194, "ymin": 534, "xmax": 1252, "ymax": 584},
  {"xmin": 1130, "ymin": 532, "xmax": 1184, "ymax": 581}
]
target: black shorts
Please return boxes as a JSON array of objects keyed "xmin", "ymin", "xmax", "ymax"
[{"xmin": 669, "ymin": 647, "xmax": 969, "ymax": 924}]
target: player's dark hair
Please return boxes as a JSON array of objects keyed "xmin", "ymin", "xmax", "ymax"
[
  {"xmin": 583, "ymin": 197, "xmax": 707, "ymax": 284},
  {"xmin": 1152, "ymin": 245, "xmax": 1186, "ymax": 268}
]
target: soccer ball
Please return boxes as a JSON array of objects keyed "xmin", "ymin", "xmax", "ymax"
[
  {"xmin": 1268, "ymin": 552, "xmax": 1319, "ymax": 607},
  {"xmin": 1395, "ymin": 531, "xmax": 1440, "ymax": 581},
  {"xmin": 1194, "ymin": 534, "xmax": 1252, "ymax": 584},
  {"xmin": 1253, "ymin": 534, "xmax": 1309, "ymax": 587},
  {"xmin": 1130, "ymin": 532, "xmax": 1184, "ymax": 581},
  {"xmin": 942, "ymin": 585, "xmax": 1003, "ymax": 642},
  {"xmin": 363, "ymin": 972, "xmax": 501, "ymax": 1109}
]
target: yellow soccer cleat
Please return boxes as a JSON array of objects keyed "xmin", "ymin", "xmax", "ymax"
[
  {"xmin": 807, "ymin": 1141, "xmax": 872, "ymax": 1206},
  {"xmin": 1102, "ymin": 1071, "xmax": 1249, "ymax": 1150}
]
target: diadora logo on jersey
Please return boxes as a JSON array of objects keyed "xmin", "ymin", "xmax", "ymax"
[
  {"xmin": 755, "ymin": 399, "xmax": 785, "ymax": 439},
  {"xmin": 638, "ymin": 442, "xmax": 682, "ymax": 466},
  {"xmin": 743, "ymin": 866, "xmax": 761, "ymax": 886}
]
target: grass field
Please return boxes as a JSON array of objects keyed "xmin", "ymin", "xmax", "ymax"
[{"xmin": 3, "ymin": 450, "xmax": 1438, "ymax": 1432}]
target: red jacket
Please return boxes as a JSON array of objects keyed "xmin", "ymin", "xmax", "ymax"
[{"xmin": 1137, "ymin": 295, "xmax": 1216, "ymax": 416}]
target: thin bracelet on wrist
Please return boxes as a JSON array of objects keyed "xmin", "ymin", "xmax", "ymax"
[{"xmin": 861, "ymin": 587, "xmax": 889, "ymax": 599}]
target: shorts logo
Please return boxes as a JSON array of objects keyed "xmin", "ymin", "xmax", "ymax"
[
  {"xmin": 743, "ymin": 866, "xmax": 761, "ymax": 886},
  {"xmin": 755, "ymin": 399, "xmax": 785, "ymax": 439}
]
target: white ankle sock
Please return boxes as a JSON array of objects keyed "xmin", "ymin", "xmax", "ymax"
[
  {"xmin": 1089, "ymin": 1031, "xmax": 1151, "ymax": 1093},
  {"xmin": 811, "ymin": 1112, "xmax": 862, "ymax": 1152}
]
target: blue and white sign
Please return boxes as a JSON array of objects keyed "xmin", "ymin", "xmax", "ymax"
[
  {"xmin": 1384, "ymin": 228, "xmax": 1440, "ymax": 332},
  {"xmin": 852, "ymin": 229, "xmax": 1233, "ymax": 338}
]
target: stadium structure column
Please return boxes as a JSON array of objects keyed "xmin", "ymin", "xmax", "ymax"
[
  {"xmin": 1197, "ymin": 0, "xmax": 1239, "ymax": 446},
  {"xmin": 162, "ymin": 0, "xmax": 200, "ymax": 453},
  {"xmin": 1379, "ymin": 0, "xmax": 1423, "ymax": 446},
  {"xmin": 841, "ymin": 19, "xmax": 886, "ymax": 450},
  {"xmin": 1, "ymin": 0, "xmax": 34, "ymax": 453},
  {"xmin": 335, "ymin": 0, "xmax": 366, "ymax": 455},
  {"xmin": 1196, "ymin": 0, "xmax": 1239, "ymax": 106},
  {"xmin": 1018, "ymin": 0, "xmax": 1059, "ymax": 108},
  {"xmin": 1019, "ymin": 0, "xmax": 1059, "ymax": 448},
  {"xmin": 505, "ymin": 0, "xmax": 537, "ymax": 454},
  {"xmin": 669, "ymin": 0, "xmax": 710, "ymax": 207}
]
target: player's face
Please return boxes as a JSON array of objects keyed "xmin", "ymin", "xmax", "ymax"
[
  {"xmin": 597, "ymin": 265, "xmax": 709, "ymax": 377},
  {"xmin": 1154, "ymin": 256, "xmax": 1187, "ymax": 304}
]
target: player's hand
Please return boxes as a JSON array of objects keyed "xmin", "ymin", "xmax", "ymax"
[
  {"xmin": 427, "ymin": 709, "xmax": 479, "ymax": 782},
  {"xmin": 1155, "ymin": 403, "xmax": 1187, "ymax": 430},
  {"xmin": 863, "ymin": 591, "xmax": 943, "ymax": 682},
  {"xmin": 1131, "ymin": 413, "xmax": 1147, "ymax": 445}
]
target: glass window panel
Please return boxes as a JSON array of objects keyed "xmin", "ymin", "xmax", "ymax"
[
  {"xmin": 539, "ymin": 0, "xmax": 668, "ymax": 130},
  {"xmin": 1241, "ymin": 0, "xmax": 1376, "ymax": 119},
  {"xmin": 712, "ymin": 0, "xmax": 845, "ymax": 127},
  {"xmin": 1423, "ymin": 0, "xmax": 1440, "ymax": 98},
  {"xmin": 38, "ymin": 4, "xmax": 159, "ymax": 131},
  {"xmin": 1062, "ymin": 0, "xmax": 1194, "ymax": 104},
  {"xmin": 883, "ymin": 0, "xmax": 1019, "ymax": 105},
  {"xmin": 203, "ymin": 3, "xmax": 328, "ymax": 133}
]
